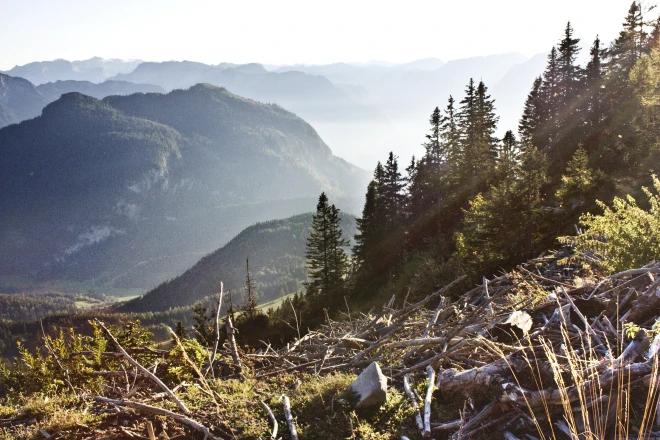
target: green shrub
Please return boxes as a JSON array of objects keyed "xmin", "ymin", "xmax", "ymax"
[{"xmin": 560, "ymin": 175, "xmax": 660, "ymax": 272}]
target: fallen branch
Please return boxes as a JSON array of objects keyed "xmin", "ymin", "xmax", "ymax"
[
  {"xmin": 403, "ymin": 375, "xmax": 424, "ymax": 433},
  {"xmin": 423, "ymin": 366, "xmax": 435, "ymax": 437},
  {"xmin": 281, "ymin": 394, "xmax": 298, "ymax": 440},
  {"xmin": 260, "ymin": 400, "xmax": 278, "ymax": 439},
  {"xmin": 94, "ymin": 396, "xmax": 224, "ymax": 440},
  {"xmin": 94, "ymin": 319, "xmax": 191, "ymax": 415}
]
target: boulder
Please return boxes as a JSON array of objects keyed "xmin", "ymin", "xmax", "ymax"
[{"xmin": 348, "ymin": 361, "xmax": 387, "ymax": 408}]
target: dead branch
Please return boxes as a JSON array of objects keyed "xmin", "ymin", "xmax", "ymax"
[{"xmin": 94, "ymin": 319, "xmax": 191, "ymax": 415}]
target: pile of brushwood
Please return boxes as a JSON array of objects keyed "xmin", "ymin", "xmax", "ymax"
[{"xmin": 3, "ymin": 246, "xmax": 660, "ymax": 439}]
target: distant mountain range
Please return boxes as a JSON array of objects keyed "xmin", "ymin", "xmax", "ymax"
[
  {"xmin": 270, "ymin": 53, "xmax": 547, "ymax": 168},
  {"xmin": 111, "ymin": 61, "xmax": 386, "ymax": 124},
  {"xmin": 36, "ymin": 80, "xmax": 165, "ymax": 102},
  {"xmin": 1, "ymin": 57, "xmax": 142, "ymax": 85},
  {"xmin": 120, "ymin": 212, "xmax": 356, "ymax": 313},
  {"xmin": 0, "ymin": 74, "xmax": 49, "ymax": 127},
  {"xmin": 0, "ymin": 73, "xmax": 166, "ymax": 129},
  {"xmin": 3, "ymin": 54, "xmax": 549, "ymax": 169},
  {"xmin": 0, "ymin": 84, "xmax": 367, "ymax": 291}
]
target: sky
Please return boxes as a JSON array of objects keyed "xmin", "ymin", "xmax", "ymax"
[{"xmin": 0, "ymin": 0, "xmax": 641, "ymax": 70}]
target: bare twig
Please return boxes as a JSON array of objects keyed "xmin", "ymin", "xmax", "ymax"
[
  {"xmin": 94, "ymin": 319, "xmax": 191, "ymax": 415},
  {"xmin": 260, "ymin": 400, "xmax": 278, "ymax": 439}
]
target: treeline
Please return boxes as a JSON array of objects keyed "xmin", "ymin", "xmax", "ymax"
[
  {"xmin": 190, "ymin": 3, "xmax": 660, "ymax": 348},
  {"xmin": 348, "ymin": 2, "xmax": 660, "ymax": 304},
  {"xmin": 0, "ymin": 292, "xmax": 80, "ymax": 323}
]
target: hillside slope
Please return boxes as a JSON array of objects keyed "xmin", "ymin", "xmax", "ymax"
[
  {"xmin": 0, "ymin": 74, "xmax": 49, "ymax": 128},
  {"xmin": 0, "ymin": 85, "xmax": 367, "ymax": 290},
  {"xmin": 121, "ymin": 212, "xmax": 356, "ymax": 313},
  {"xmin": 36, "ymin": 80, "xmax": 165, "ymax": 102}
]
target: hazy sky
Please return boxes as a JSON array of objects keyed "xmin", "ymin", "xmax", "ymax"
[{"xmin": 0, "ymin": 0, "xmax": 640, "ymax": 70}]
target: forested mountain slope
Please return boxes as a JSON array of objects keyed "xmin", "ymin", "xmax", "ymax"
[
  {"xmin": 0, "ymin": 85, "xmax": 367, "ymax": 291},
  {"xmin": 121, "ymin": 212, "xmax": 356, "ymax": 313}
]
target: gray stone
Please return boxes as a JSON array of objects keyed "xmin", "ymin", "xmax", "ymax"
[
  {"xmin": 504, "ymin": 310, "xmax": 533, "ymax": 335},
  {"xmin": 348, "ymin": 361, "xmax": 387, "ymax": 408}
]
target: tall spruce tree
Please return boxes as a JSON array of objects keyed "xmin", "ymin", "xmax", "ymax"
[
  {"xmin": 518, "ymin": 76, "xmax": 543, "ymax": 147},
  {"xmin": 607, "ymin": 2, "xmax": 647, "ymax": 96},
  {"xmin": 424, "ymin": 107, "xmax": 443, "ymax": 167},
  {"xmin": 538, "ymin": 47, "xmax": 561, "ymax": 148},
  {"xmin": 441, "ymin": 95, "xmax": 461, "ymax": 171},
  {"xmin": 557, "ymin": 22, "xmax": 582, "ymax": 107},
  {"xmin": 354, "ymin": 181, "xmax": 379, "ymax": 269},
  {"xmin": 497, "ymin": 130, "xmax": 520, "ymax": 188},
  {"xmin": 383, "ymin": 152, "xmax": 406, "ymax": 229},
  {"xmin": 474, "ymin": 80, "xmax": 499, "ymax": 162},
  {"xmin": 306, "ymin": 193, "xmax": 349, "ymax": 298},
  {"xmin": 585, "ymin": 36, "xmax": 604, "ymax": 127}
]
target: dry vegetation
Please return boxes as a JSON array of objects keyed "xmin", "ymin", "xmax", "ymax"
[{"xmin": 2, "ymin": 246, "xmax": 660, "ymax": 439}]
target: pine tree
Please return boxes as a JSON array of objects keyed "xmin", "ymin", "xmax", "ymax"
[
  {"xmin": 607, "ymin": 2, "xmax": 646, "ymax": 90},
  {"xmin": 474, "ymin": 80, "xmax": 499, "ymax": 164},
  {"xmin": 192, "ymin": 305, "xmax": 213, "ymax": 346},
  {"xmin": 538, "ymin": 47, "xmax": 561, "ymax": 148},
  {"xmin": 441, "ymin": 95, "xmax": 461, "ymax": 171},
  {"xmin": 518, "ymin": 76, "xmax": 543, "ymax": 147},
  {"xmin": 306, "ymin": 193, "xmax": 349, "ymax": 297},
  {"xmin": 458, "ymin": 79, "xmax": 477, "ymax": 156},
  {"xmin": 242, "ymin": 258, "xmax": 259, "ymax": 320},
  {"xmin": 382, "ymin": 152, "xmax": 405, "ymax": 229},
  {"xmin": 424, "ymin": 107, "xmax": 443, "ymax": 167},
  {"xmin": 354, "ymin": 180, "xmax": 378, "ymax": 268},
  {"xmin": 497, "ymin": 130, "xmax": 520, "ymax": 187},
  {"xmin": 555, "ymin": 147, "xmax": 598, "ymax": 209},
  {"xmin": 585, "ymin": 36, "xmax": 604, "ymax": 127},
  {"xmin": 557, "ymin": 22, "xmax": 582, "ymax": 107},
  {"xmin": 648, "ymin": 15, "xmax": 660, "ymax": 49}
]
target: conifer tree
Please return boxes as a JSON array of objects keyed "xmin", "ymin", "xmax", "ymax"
[
  {"xmin": 383, "ymin": 152, "xmax": 406, "ymax": 229},
  {"xmin": 497, "ymin": 130, "xmax": 520, "ymax": 187},
  {"xmin": 474, "ymin": 80, "xmax": 499, "ymax": 163},
  {"xmin": 538, "ymin": 47, "xmax": 561, "ymax": 147},
  {"xmin": 306, "ymin": 193, "xmax": 349, "ymax": 297},
  {"xmin": 518, "ymin": 76, "xmax": 543, "ymax": 147},
  {"xmin": 607, "ymin": 2, "xmax": 646, "ymax": 91},
  {"xmin": 585, "ymin": 36, "xmax": 604, "ymax": 126},
  {"xmin": 424, "ymin": 107, "xmax": 443, "ymax": 167},
  {"xmin": 354, "ymin": 180, "xmax": 379, "ymax": 267},
  {"xmin": 441, "ymin": 95, "xmax": 461, "ymax": 170},
  {"xmin": 555, "ymin": 147, "xmax": 598, "ymax": 209},
  {"xmin": 557, "ymin": 22, "xmax": 582, "ymax": 106},
  {"xmin": 174, "ymin": 321, "xmax": 188, "ymax": 339}
]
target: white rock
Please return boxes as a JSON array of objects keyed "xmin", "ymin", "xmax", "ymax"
[
  {"xmin": 504, "ymin": 310, "xmax": 533, "ymax": 335},
  {"xmin": 348, "ymin": 361, "xmax": 388, "ymax": 408}
]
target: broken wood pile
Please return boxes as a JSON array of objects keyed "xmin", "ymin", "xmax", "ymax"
[
  {"xmin": 236, "ymin": 248, "xmax": 660, "ymax": 438},
  {"xmin": 14, "ymin": 247, "xmax": 660, "ymax": 439}
]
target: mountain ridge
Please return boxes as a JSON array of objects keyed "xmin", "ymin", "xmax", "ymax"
[{"xmin": 0, "ymin": 84, "xmax": 367, "ymax": 290}]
